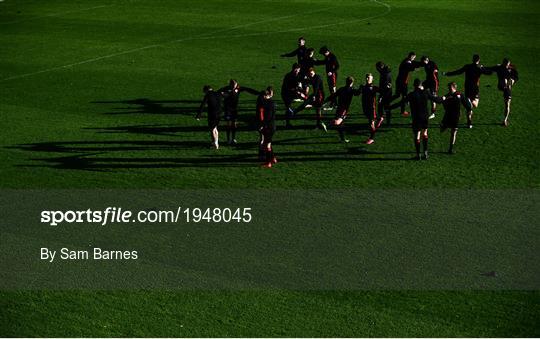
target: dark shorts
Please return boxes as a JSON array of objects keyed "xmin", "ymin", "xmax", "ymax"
[
  {"xmin": 501, "ymin": 86, "xmax": 512, "ymax": 100},
  {"xmin": 465, "ymin": 85, "xmax": 479, "ymax": 101},
  {"xmin": 208, "ymin": 118, "xmax": 220, "ymax": 129},
  {"xmin": 412, "ymin": 118, "xmax": 428, "ymax": 132},
  {"xmin": 260, "ymin": 125, "xmax": 275, "ymax": 144},
  {"xmin": 224, "ymin": 109, "xmax": 238, "ymax": 121},
  {"xmin": 424, "ymin": 80, "xmax": 439, "ymax": 96},
  {"xmin": 441, "ymin": 111, "xmax": 460, "ymax": 129},
  {"xmin": 396, "ymin": 82, "xmax": 408, "ymax": 97}
]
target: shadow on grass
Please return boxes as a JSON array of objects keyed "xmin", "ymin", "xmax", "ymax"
[
  {"xmin": 91, "ymin": 98, "xmax": 408, "ymax": 128},
  {"xmin": 6, "ymin": 98, "xmax": 416, "ymax": 171},
  {"xmin": 8, "ymin": 138, "xmax": 414, "ymax": 171}
]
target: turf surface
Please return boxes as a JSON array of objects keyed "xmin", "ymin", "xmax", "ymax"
[{"xmin": 1, "ymin": 0, "xmax": 539, "ymax": 336}]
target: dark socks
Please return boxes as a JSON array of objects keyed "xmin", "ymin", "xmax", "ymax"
[
  {"xmin": 338, "ymin": 125, "xmax": 345, "ymax": 140},
  {"xmin": 265, "ymin": 148, "xmax": 273, "ymax": 163}
]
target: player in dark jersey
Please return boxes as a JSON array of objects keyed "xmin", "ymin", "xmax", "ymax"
[
  {"xmin": 218, "ymin": 79, "xmax": 259, "ymax": 145},
  {"xmin": 436, "ymin": 82, "xmax": 473, "ymax": 154},
  {"xmin": 444, "ymin": 54, "xmax": 491, "ymax": 128},
  {"xmin": 281, "ymin": 63, "xmax": 303, "ymax": 128},
  {"xmin": 256, "ymin": 87, "xmax": 278, "ymax": 168},
  {"xmin": 420, "ymin": 56, "xmax": 440, "ymax": 119},
  {"xmin": 316, "ymin": 46, "xmax": 340, "ymax": 99},
  {"xmin": 390, "ymin": 79, "xmax": 436, "ymax": 160},
  {"xmin": 300, "ymin": 48, "xmax": 317, "ymax": 79},
  {"xmin": 324, "ymin": 76, "xmax": 359, "ymax": 142},
  {"xmin": 485, "ymin": 58, "xmax": 519, "ymax": 126},
  {"xmin": 358, "ymin": 73, "xmax": 382, "ymax": 145},
  {"xmin": 281, "ymin": 37, "xmax": 307, "ymax": 65},
  {"xmin": 196, "ymin": 85, "xmax": 223, "ymax": 149},
  {"xmin": 376, "ymin": 61, "xmax": 393, "ymax": 125},
  {"xmin": 393, "ymin": 52, "xmax": 423, "ymax": 117},
  {"xmin": 293, "ymin": 67, "xmax": 327, "ymax": 131}
]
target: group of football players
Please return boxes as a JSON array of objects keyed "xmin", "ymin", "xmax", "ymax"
[{"xmin": 198, "ymin": 36, "xmax": 518, "ymax": 166}]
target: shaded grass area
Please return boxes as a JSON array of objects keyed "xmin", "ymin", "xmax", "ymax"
[{"xmin": 1, "ymin": 291, "xmax": 539, "ymax": 337}]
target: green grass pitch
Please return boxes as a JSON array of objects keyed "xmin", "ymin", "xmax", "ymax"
[{"xmin": 1, "ymin": 0, "xmax": 539, "ymax": 336}]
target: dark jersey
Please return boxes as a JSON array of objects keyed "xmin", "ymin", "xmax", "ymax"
[
  {"xmin": 309, "ymin": 74, "xmax": 325, "ymax": 99},
  {"xmin": 446, "ymin": 63, "xmax": 491, "ymax": 90},
  {"xmin": 359, "ymin": 84, "xmax": 379, "ymax": 117},
  {"xmin": 257, "ymin": 95, "xmax": 276, "ymax": 129},
  {"xmin": 406, "ymin": 88, "xmax": 431, "ymax": 123},
  {"xmin": 301, "ymin": 56, "xmax": 316, "ymax": 74},
  {"xmin": 377, "ymin": 66, "xmax": 392, "ymax": 91},
  {"xmin": 316, "ymin": 53, "xmax": 339, "ymax": 74},
  {"xmin": 282, "ymin": 45, "xmax": 307, "ymax": 64},
  {"xmin": 440, "ymin": 91, "xmax": 468, "ymax": 113},
  {"xmin": 435, "ymin": 91, "xmax": 471, "ymax": 128},
  {"xmin": 486, "ymin": 64, "xmax": 519, "ymax": 90},
  {"xmin": 218, "ymin": 85, "xmax": 258, "ymax": 113},
  {"xmin": 281, "ymin": 70, "xmax": 301, "ymax": 94},
  {"xmin": 328, "ymin": 86, "xmax": 359, "ymax": 110},
  {"xmin": 199, "ymin": 90, "xmax": 222, "ymax": 120},
  {"xmin": 396, "ymin": 58, "xmax": 422, "ymax": 85},
  {"xmin": 423, "ymin": 60, "xmax": 439, "ymax": 90}
]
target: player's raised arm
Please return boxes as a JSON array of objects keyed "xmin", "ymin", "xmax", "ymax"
[
  {"xmin": 430, "ymin": 93, "xmax": 445, "ymax": 104},
  {"xmin": 411, "ymin": 60, "xmax": 423, "ymax": 70},
  {"xmin": 479, "ymin": 64, "xmax": 494, "ymax": 75},
  {"xmin": 444, "ymin": 65, "xmax": 466, "ymax": 76},
  {"xmin": 281, "ymin": 48, "xmax": 299, "ymax": 58},
  {"xmin": 281, "ymin": 37, "xmax": 306, "ymax": 63},
  {"xmin": 239, "ymin": 86, "xmax": 261, "ymax": 96}
]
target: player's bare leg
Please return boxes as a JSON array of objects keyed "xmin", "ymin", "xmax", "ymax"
[
  {"xmin": 262, "ymin": 142, "xmax": 276, "ymax": 168},
  {"xmin": 211, "ymin": 127, "xmax": 219, "ymax": 149},
  {"xmin": 422, "ymin": 129, "xmax": 429, "ymax": 159},
  {"xmin": 268, "ymin": 143, "xmax": 277, "ymax": 165},
  {"xmin": 414, "ymin": 130, "xmax": 422, "ymax": 160},
  {"xmin": 258, "ymin": 130, "xmax": 265, "ymax": 161},
  {"xmin": 448, "ymin": 128, "xmax": 457, "ymax": 154},
  {"xmin": 467, "ymin": 98, "xmax": 479, "ymax": 128},
  {"xmin": 429, "ymin": 102, "xmax": 437, "ymax": 119},
  {"xmin": 333, "ymin": 117, "xmax": 349, "ymax": 143},
  {"xmin": 503, "ymin": 98, "xmax": 511, "ymax": 126},
  {"xmin": 365, "ymin": 121, "xmax": 376, "ymax": 145}
]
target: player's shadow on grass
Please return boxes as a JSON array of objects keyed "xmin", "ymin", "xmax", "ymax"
[
  {"xmin": 92, "ymin": 98, "xmax": 257, "ymax": 123},
  {"xmin": 83, "ymin": 121, "xmax": 377, "ymax": 137},
  {"xmin": 9, "ymin": 139, "xmax": 412, "ymax": 171}
]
